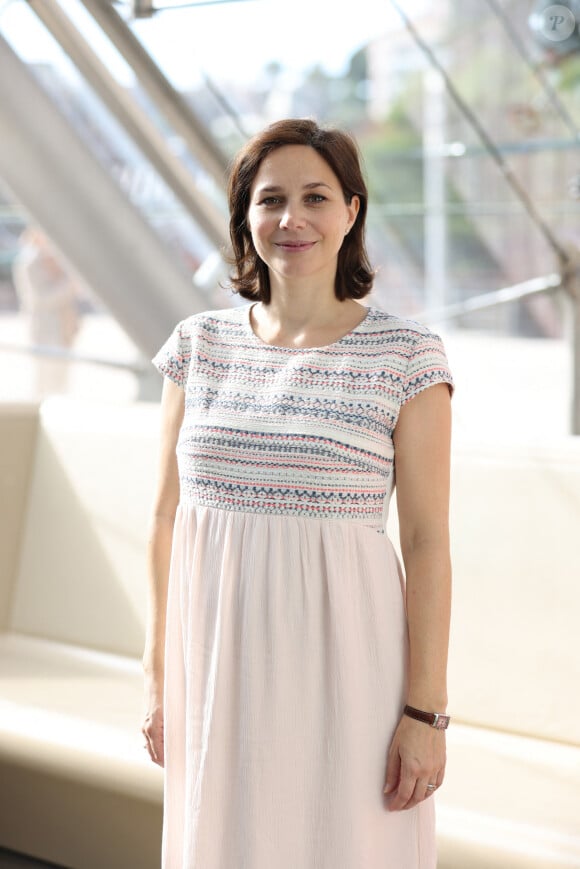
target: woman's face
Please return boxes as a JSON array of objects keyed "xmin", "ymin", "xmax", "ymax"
[{"xmin": 247, "ymin": 145, "xmax": 360, "ymax": 289}]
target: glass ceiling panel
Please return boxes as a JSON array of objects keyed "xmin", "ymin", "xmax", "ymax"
[{"xmin": 127, "ymin": 0, "xmax": 423, "ymax": 93}]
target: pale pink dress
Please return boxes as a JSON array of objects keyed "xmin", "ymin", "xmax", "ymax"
[{"xmin": 152, "ymin": 304, "xmax": 453, "ymax": 869}]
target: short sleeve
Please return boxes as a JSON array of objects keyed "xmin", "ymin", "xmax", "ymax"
[
  {"xmin": 151, "ymin": 319, "xmax": 191, "ymax": 388},
  {"xmin": 401, "ymin": 329, "xmax": 454, "ymax": 405}
]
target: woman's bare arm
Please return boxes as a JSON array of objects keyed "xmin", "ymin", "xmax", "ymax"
[
  {"xmin": 384, "ymin": 381, "xmax": 452, "ymax": 810},
  {"xmin": 142, "ymin": 377, "xmax": 184, "ymax": 766},
  {"xmin": 394, "ymin": 381, "xmax": 452, "ymax": 710}
]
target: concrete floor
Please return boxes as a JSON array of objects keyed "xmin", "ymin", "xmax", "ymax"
[{"xmin": 0, "ymin": 850, "xmax": 64, "ymax": 868}]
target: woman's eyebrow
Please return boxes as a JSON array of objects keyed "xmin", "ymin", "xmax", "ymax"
[{"xmin": 255, "ymin": 181, "xmax": 332, "ymax": 194}]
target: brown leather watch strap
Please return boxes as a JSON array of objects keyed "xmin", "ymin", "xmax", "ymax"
[{"xmin": 403, "ymin": 704, "xmax": 450, "ymax": 730}]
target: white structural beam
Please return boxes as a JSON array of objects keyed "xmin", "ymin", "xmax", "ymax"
[
  {"xmin": 0, "ymin": 34, "xmax": 204, "ymax": 359},
  {"xmin": 26, "ymin": 0, "xmax": 229, "ymax": 250},
  {"xmin": 79, "ymin": 0, "xmax": 231, "ymax": 183}
]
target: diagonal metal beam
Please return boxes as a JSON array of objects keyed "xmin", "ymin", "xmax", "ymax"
[
  {"xmin": 79, "ymin": 0, "xmax": 230, "ymax": 183},
  {"xmin": 129, "ymin": 0, "xmax": 254, "ymax": 13},
  {"xmin": 27, "ymin": 0, "xmax": 228, "ymax": 249}
]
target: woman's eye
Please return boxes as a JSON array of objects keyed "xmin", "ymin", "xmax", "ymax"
[{"xmin": 256, "ymin": 193, "xmax": 326, "ymax": 206}]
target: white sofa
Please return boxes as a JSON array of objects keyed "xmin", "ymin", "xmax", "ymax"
[
  {"xmin": 425, "ymin": 441, "xmax": 580, "ymax": 868},
  {"xmin": 1, "ymin": 398, "xmax": 579, "ymax": 868},
  {"xmin": 0, "ymin": 400, "xmax": 164, "ymax": 869}
]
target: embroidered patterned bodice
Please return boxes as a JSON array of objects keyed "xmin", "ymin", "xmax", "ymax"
[{"xmin": 152, "ymin": 304, "xmax": 453, "ymax": 530}]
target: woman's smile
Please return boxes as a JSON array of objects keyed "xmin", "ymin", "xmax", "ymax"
[{"xmin": 274, "ymin": 240, "xmax": 317, "ymax": 252}]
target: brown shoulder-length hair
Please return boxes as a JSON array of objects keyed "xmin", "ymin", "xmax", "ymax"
[{"xmin": 226, "ymin": 118, "xmax": 374, "ymax": 302}]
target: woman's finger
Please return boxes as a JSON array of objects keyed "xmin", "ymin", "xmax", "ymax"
[
  {"xmin": 142, "ymin": 720, "xmax": 165, "ymax": 767},
  {"xmin": 386, "ymin": 765, "xmax": 418, "ymax": 811},
  {"xmin": 154, "ymin": 733, "xmax": 165, "ymax": 767},
  {"xmin": 423, "ymin": 779, "xmax": 439, "ymax": 800},
  {"xmin": 383, "ymin": 747, "xmax": 401, "ymax": 796}
]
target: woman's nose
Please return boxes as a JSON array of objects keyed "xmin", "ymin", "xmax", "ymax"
[{"xmin": 279, "ymin": 204, "xmax": 306, "ymax": 230}]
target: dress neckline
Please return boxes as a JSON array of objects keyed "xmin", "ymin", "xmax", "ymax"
[{"xmin": 245, "ymin": 303, "xmax": 372, "ymax": 351}]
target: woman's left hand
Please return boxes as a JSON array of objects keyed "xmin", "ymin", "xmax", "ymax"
[{"xmin": 383, "ymin": 714, "xmax": 446, "ymax": 811}]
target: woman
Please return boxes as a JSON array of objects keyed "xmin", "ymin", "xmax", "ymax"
[{"xmin": 143, "ymin": 118, "xmax": 453, "ymax": 869}]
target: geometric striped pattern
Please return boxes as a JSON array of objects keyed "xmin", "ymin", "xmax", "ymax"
[{"xmin": 152, "ymin": 304, "xmax": 453, "ymax": 530}]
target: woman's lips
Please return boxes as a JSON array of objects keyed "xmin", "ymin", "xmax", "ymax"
[{"xmin": 274, "ymin": 241, "xmax": 316, "ymax": 252}]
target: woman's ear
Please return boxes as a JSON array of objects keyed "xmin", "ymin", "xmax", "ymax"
[{"xmin": 347, "ymin": 195, "xmax": 360, "ymax": 231}]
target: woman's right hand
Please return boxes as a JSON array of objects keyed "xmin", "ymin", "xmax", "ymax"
[{"xmin": 142, "ymin": 680, "xmax": 165, "ymax": 767}]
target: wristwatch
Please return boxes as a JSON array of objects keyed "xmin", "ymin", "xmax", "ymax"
[{"xmin": 403, "ymin": 704, "xmax": 450, "ymax": 730}]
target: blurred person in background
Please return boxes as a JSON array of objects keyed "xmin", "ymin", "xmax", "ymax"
[{"xmin": 12, "ymin": 225, "xmax": 81, "ymax": 396}]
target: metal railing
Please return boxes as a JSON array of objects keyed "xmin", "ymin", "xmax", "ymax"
[
  {"xmin": 417, "ymin": 273, "xmax": 563, "ymax": 324},
  {"xmin": 0, "ymin": 341, "xmax": 146, "ymax": 373},
  {"xmin": 0, "ymin": 339, "xmax": 163, "ymax": 400},
  {"xmin": 416, "ymin": 263, "xmax": 580, "ymax": 435}
]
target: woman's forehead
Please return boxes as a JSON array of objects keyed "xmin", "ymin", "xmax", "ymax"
[{"xmin": 251, "ymin": 145, "xmax": 339, "ymax": 191}]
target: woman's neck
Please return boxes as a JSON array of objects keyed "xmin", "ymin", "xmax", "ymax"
[
  {"xmin": 262, "ymin": 278, "xmax": 351, "ymax": 330},
  {"xmin": 250, "ymin": 283, "xmax": 366, "ymax": 348}
]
